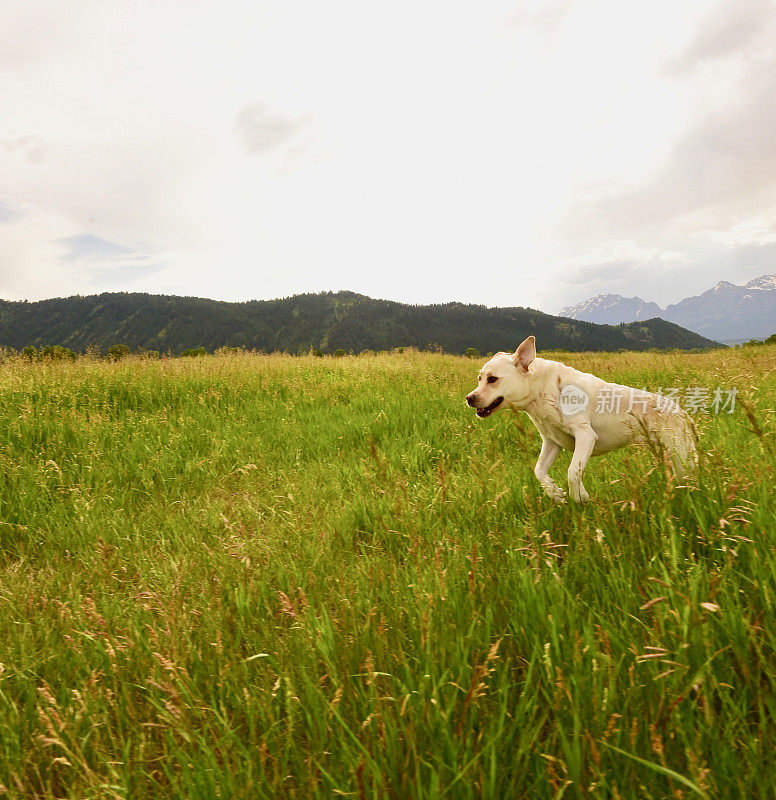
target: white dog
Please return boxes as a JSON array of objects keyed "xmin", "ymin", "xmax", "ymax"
[{"xmin": 466, "ymin": 336, "xmax": 697, "ymax": 503}]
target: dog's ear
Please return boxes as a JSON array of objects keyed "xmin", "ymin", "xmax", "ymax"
[{"xmin": 513, "ymin": 336, "xmax": 536, "ymax": 372}]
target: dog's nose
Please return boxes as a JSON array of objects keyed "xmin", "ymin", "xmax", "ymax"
[{"xmin": 466, "ymin": 393, "xmax": 477, "ymax": 407}]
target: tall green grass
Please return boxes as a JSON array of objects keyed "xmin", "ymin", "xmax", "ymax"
[{"xmin": 0, "ymin": 346, "xmax": 774, "ymax": 798}]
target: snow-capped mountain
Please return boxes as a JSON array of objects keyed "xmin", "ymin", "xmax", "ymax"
[
  {"xmin": 559, "ymin": 275, "xmax": 776, "ymax": 342},
  {"xmin": 558, "ymin": 294, "xmax": 662, "ymax": 325},
  {"xmin": 742, "ymin": 274, "xmax": 776, "ymax": 291}
]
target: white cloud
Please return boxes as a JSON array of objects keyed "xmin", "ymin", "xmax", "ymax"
[
  {"xmin": 663, "ymin": 0, "xmax": 774, "ymax": 76},
  {"xmin": 1, "ymin": 0, "xmax": 775, "ymax": 312},
  {"xmin": 234, "ymin": 103, "xmax": 305, "ymax": 156}
]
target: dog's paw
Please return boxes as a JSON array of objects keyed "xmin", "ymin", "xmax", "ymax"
[
  {"xmin": 546, "ymin": 487, "xmax": 567, "ymax": 504},
  {"xmin": 571, "ymin": 487, "xmax": 590, "ymax": 504}
]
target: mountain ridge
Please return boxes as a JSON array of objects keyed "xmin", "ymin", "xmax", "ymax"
[
  {"xmin": 0, "ymin": 290, "xmax": 721, "ymax": 355},
  {"xmin": 560, "ymin": 274, "xmax": 776, "ymax": 341}
]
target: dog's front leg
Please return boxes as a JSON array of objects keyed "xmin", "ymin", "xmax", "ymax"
[
  {"xmin": 567, "ymin": 424, "xmax": 597, "ymax": 503},
  {"xmin": 534, "ymin": 437, "xmax": 566, "ymax": 504}
]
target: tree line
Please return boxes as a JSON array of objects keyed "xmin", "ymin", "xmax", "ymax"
[{"xmin": 0, "ymin": 290, "xmax": 722, "ymax": 356}]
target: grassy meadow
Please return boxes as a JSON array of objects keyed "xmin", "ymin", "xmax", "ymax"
[{"xmin": 1, "ymin": 345, "xmax": 775, "ymax": 799}]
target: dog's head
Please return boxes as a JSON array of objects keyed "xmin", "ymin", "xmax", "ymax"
[{"xmin": 465, "ymin": 336, "xmax": 536, "ymax": 418}]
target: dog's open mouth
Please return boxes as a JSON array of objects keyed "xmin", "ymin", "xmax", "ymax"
[{"xmin": 476, "ymin": 396, "xmax": 504, "ymax": 418}]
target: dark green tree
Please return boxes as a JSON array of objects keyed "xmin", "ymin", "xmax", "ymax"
[{"xmin": 107, "ymin": 344, "xmax": 131, "ymax": 361}]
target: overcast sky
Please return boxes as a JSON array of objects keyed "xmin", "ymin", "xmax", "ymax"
[{"xmin": 2, "ymin": 0, "xmax": 775, "ymax": 312}]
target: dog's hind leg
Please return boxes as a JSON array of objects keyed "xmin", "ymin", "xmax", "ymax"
[
  {"xmin": 661, "ymin": 415, "xmax": 698, "ymax": 482},
  {"xmin": 534, "ymin": 437, "xmax": 567, "ymax": 504}
]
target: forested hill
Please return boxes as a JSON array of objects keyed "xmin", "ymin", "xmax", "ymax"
[{"xmin": 0, "ymin": 291, "xmax": 722, "ymax": 354}]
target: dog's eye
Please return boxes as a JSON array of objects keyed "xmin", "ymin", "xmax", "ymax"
[{"xmin": 486, "ymin": 375, "xmax": 498, "ymax": 384}]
